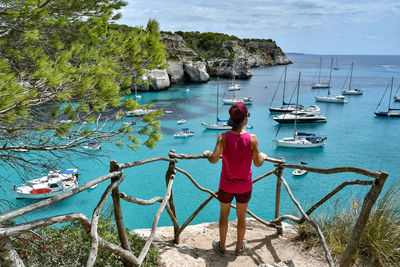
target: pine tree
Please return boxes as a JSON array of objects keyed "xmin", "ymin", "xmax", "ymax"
[{"xmin": 0, "ymin": 1, "xmax": 167, "ymax": 173}]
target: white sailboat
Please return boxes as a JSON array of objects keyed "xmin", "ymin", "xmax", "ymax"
[
  {"xmin": 316, "ymin": 58, "xmax": 347, "ymax": 103},
  {"xmin": 374, "ymin": 77, "xmax": 400, "ymax": 117},
  {"xmin": 342, "ymin": 63, "xmax": 363, "ymax": 95},
  {"xmin": 274, "ymin": 73, "xmax": 326, "ymax": 148},
  {"xmin": 333, "ymin": 58, "xmax": 339, "ymax": 70},
  {"xmin": 202, "ymin": 78, "xmax": 231, "ymax": 130},
  {"xmin": 222, "ymin": 69, "xmax": 253, "ymax": 105},
  {"xmin": 311, "ymin": 57, "xmax": 331, "ymax": 89},
  {"xmin": 269, "ymin": 66, "xmax": 303, "ymax": 113}
]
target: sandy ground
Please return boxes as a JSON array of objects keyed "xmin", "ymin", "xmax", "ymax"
[{"xmin": 133, "ymin": 218, "xmax": 329, "ymax": 267}]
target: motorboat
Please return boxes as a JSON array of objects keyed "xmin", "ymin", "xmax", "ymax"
[
  {"xmin": 84, "ymin": 141, "xmax": 101, "ymax": 150},
  {"xmin": 342, "ymin": 89, "xmax": 363, "ymax": 95},
  {"xmin": 222, "ymin": 97, "xmax": 253, "ymax": 105},
  {"xmin": 174, "ymin": 128, "xmax": 194, "ymax": 138},
  {"xmin": 13, "ymin": 169, "xmax": 79, "ymax": 199},
  {"xmin": 177, "ymin": 115, "xmax": 186, "ymax": 125},
  {"xmin": 272, "ymin": 112, "xmax": 327, "ymax": 123},
  {"xmin": 126, "ymin": 108, "xmax": 157, "ymax": 117},
  {"xmin": 293, "ymin": 162, "xmax": 308, "ymax": 176},
  {"xmin": 316, "ymin": 95, "xmax": 347, "ymax": 103}
]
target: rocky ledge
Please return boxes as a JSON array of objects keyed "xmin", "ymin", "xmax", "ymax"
[
  {"xmin": 133, "ymin": 218, "xmax": 327, "ymax": 266},
  {"xmin": 139, "ymin": 32, "xmax": 291, "ymax": 91}
]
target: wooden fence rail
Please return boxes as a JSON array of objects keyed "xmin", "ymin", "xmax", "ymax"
[{"xmin": 0, "ymin": 150, "xmax": 388, "ymax": 267}]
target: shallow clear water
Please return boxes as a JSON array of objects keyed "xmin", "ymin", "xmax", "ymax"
[{"xmin": 2, "ymin": 54, "xmax": 400, "ymax": 229}]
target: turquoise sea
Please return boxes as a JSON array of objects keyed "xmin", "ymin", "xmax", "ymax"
[{"xmin": 2, "ymin": 54, "xmax": 400, "ymax": 229}]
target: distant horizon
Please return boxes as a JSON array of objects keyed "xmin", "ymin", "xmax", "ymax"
[{"xmin": 286, "ymin": 52, "xmax": 400, "ymax": 56}]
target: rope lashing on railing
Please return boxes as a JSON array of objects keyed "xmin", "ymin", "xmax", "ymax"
[
  {"xmin": 0, "ymin": 171, "xmax": 123, "ymax": 224},
  {"xmin": 118, "ymin": 156, "xmax": 176, "ymax": 170},
  {"xmin": 280, "ymin": 175, "xmax": 334, "ymax": 266}
]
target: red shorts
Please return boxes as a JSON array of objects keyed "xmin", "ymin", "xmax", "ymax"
[{"xmin": 217, "ymin": 188, "xmax": 252, "ymax": 204}]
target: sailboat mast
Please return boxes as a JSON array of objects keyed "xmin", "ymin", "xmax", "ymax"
[
  {"xmin": 216, "ymin": 77, "xmax": 219, "ymax": 123},
  {"xmin": 294, "ymin": 72, "xmax": 301, "ymax": 139},
  {"xmin": 349, "ymin": 62, "xmax": 353, "ymax": 90},
  {"xmin": 283, "ymin": 66, "xmax": 287, "ymax": 105},
  {"xmin": 318, "ymin": 57, "xmax": 322, "ymax": 83},
  {"xmin": 388, "ymin": 77, "xmax": 393, "ymax": 112},
  {"xmin": 328, "ymin": 57, "xmax": 333, "ymax": 87}
]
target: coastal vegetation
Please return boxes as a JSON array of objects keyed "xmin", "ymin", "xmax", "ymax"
[
  {"xmin": 9, "ymin": 217, "xmax": 160, "ymax": 266},
  {"xmin": 164, "ymin": 31, "xmax": 276, "ymax": 61},
  {"xmin": 295, "ymin": 182, "xmax": 400, "ymax": 266},
  {"xmin": 0, "ymin": 1, "xmax": 167, "ymax": 175}
]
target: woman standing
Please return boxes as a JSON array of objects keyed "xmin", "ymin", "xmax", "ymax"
[{"xmin": 203, "ymin": 102, "xmax": 266, "ymax": 256}]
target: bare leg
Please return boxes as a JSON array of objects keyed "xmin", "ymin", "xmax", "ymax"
[
  {"xmin": 219, "ymin": 202, "xmax": 231, "ymax": 248},
  {"xmin": 236, "ymin": 202, "xmax": 248, "ymax": 248}
]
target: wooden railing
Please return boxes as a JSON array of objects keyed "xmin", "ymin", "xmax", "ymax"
[{"xmin": 0, "ymin": 150, "xmax": 388, "ymax": 267}]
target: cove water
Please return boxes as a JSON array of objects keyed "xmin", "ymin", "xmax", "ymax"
[{"xmin": 2, "ymin": 54, "xmax": 400, "ymax": 229}]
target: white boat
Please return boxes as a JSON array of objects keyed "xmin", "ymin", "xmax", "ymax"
[
  {"xmin": 223, "ymin": 70, "xmax": 253, "ymax": 105},
  {"xmin": 333, "ymin": 58, "xmax": 339, "ymax": 70},
  {"xmin": 395, "ymin": 96, "xmax": 400, "ymax": 102},
  {"xmin": 311, "ymin": 58, "xmax": 332, "ymax": 89},
  {"xmin": 269, "ymin": 66, "xmax": 303, "ymax": 113},
  {"xmin": 165, "ymin": 110, "xmax": 173, "ymax": 114},
  {"xmin": 374, "ymin": 77, "xmax": 400, "ymax": 117},
  {"xmin": 202, "ymin": 77, "xmax": 232, "ymax": 130},
  {"xmin": 316, "ymin": 95, "xmax": 347, "ymax": 103},
  {"xmin": 293, "ymin": 162, "xmax": 308, "ymax": 176},
  {"xmin": 222, "ymin": 97, "xmax": 253, "ymax": 105},
  {"xmin": 126, "ymin": 108, "xmax": 156, "ymax": 117},
  {"xmin": 84, "ymin": 141, "xmax": 101, "ymax": 150},
  {"xmin": 13, "ymin": 169, "xmax": 79, "ymax": 199},
  {"xmin": 296, "ymin": 105, "xmax": 320, "ymax": 114},
  {"xmin": 274, "ymin": 73, "xmax": 326, "ymax": 148},
  {"xmin": 123, "ymin": 121, "xmax": 136, "ymax": 126},
  {"xmin": 60, "ymin": 120, "xmax": 72, "ymax": 124},
  {"xmin": 177, "ymin": 115, "xmax": 186, "ymax": 125},
  {"xmin": 174, "ymin": 128, "xmax": 194, "ymax": 138},
  {"xmin": 273, "ymin": 112, "xmax": 327, "ymax": 123},
  {"xmin": 341, "ymin": 63, "xmax": 363, "ymax": 95}
]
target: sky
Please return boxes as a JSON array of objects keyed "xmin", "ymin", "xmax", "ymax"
[{"xmin": 118, "ymin": 0, "xmax": 400, "ymax": 55}]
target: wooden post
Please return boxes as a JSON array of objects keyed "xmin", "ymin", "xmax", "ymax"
[
  {"xmin": 0, "ymin": 235, "xmax": 25, "ymax": 267},
  {"xmin": 166, "ymin": 150, "xmax": 179, "ymax": 244},
  {"xmin": 339, "ymin": 171, "xmax": 388, "ymax": 267},
  {"xmin": 274, "ymin": 160, "xmax": 284, "ymax": 234},
  {"xmin": 110, "ymin": 160, "xmax": 132, "ymax": 267}
]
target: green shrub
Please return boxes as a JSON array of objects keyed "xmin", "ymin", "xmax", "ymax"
[
  {"xmin": 294, "ymin": 182, "xmax": 400, "ymax": 266},
  {"xmin": 11, "ymin": 217, "xmax": 160, "ymax": 266}
]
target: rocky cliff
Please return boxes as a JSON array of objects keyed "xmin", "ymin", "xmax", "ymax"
[
  {"xmin": 161, "ymin": 32, "xmax": 291, "ymax": 84},
  {"xmin": 140, "ymin": 32, "xmax": 291, "ymax": 90}
]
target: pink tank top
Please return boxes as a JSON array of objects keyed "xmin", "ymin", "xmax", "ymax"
[{"xmin": 219, "ymin": 131, "xmax": 252, "ymax": 194}]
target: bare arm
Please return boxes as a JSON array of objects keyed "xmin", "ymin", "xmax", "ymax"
[
  {"xmin": 203, "ymin": 132, "xmax": 225, "ymax": 164},
  {"xmin": 251, "ymin": 134, "xmax": 266, "ymax": 167}
]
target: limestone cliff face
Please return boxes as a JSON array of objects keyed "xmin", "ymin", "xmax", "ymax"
[{"xmin": 160, "ymin": 32, "xmax": 291, "ymax": 84}]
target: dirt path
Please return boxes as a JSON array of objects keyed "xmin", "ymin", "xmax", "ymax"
[{"xmin": 133, "ymin": 218, "xmax": 329, "ymax": 266}]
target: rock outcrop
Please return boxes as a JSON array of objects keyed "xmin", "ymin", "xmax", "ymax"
[{"xmin": 140, "ymin": 32, "xmax": 291, "ymax": 90}]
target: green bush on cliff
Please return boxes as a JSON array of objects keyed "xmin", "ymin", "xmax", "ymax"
[
  {"xmin": 11, "ymin": 217, "xmax": 160, "ymax": 266},
  {"xmin": 295, "ymin": 182, "xmax": 400, "ymax": 266}
]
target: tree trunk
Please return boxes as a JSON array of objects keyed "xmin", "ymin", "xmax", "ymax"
[{"xmin": 0, "ymin": 236, "xmax": 25, "ymax": 267}]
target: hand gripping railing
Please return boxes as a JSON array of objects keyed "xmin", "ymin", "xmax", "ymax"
[{"xmin": 0, "ymin": 150, "xmax": 388, "ymax": 267}]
